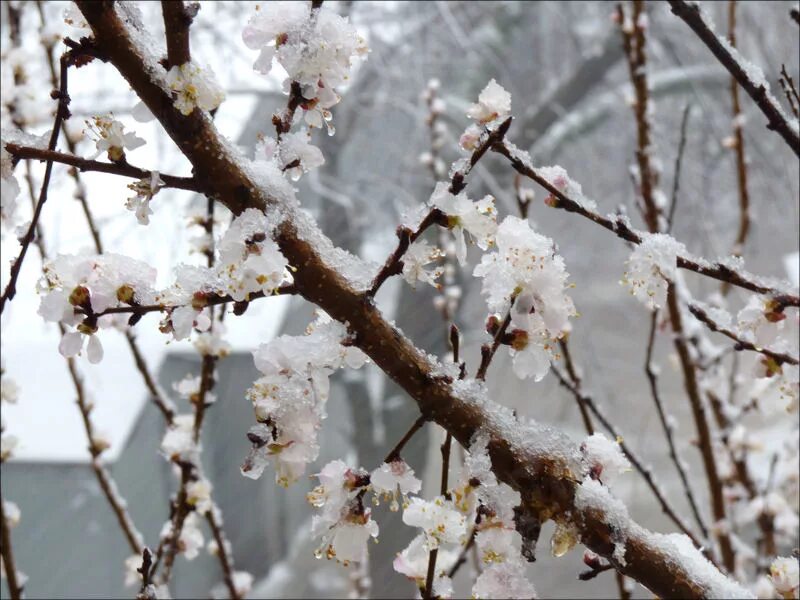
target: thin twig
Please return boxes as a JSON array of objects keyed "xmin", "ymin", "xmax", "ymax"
[
  {"xmin": 644, "ymin": 311, "xmax": 710, "ymax": 540},
  {"xmin": 4, "ymin": 144, "xmax": 203, "ymax": 192},
  {"xmin": 207, "ymin": 508, "xmax": 240, "ymax": 600},
  {"xmin": 0, "ymin": 488, "xmax": 23, "ymax": 600},
  {"xmin": 476, "ymin": 298, "xmax": 516, "ymax": 381},
  {"xmin": 558, "ymin": 339, "xmax": 595, "ymax": 434},
  {"xmin": 367, "ymin": 118, "xmax": 512, "ymax": 297},
  {"xmin": 551, "ymin": 365, "xmax": 709, "ymax": 557},
  {"xmin": 0, "ymin": 51, "xmax": 73, "ymax": 314},
  {"xmin": 666, "ymin": 103, "xmax": 692, "ymax": 233},
  {"xmin": 723, "ymin": 0, "xmax": 751, "ymax": 270},
  {"xmin": 688, "ymin": 303, "xmax": 798, "ymax": 366},
  {"xmin": 161, "ymin": 1, "xmax": 197, "ymax": 68},
  {"xmin": 492, "ymin": 140, "xmax": 800, "ymax": 306},
  {"xmin": 668, "ymin": 0, "xmax": 800, "ymax": 155},
  {"xmin": 384, "ymin": 415, "xmax": 427, "ymax": 463}
]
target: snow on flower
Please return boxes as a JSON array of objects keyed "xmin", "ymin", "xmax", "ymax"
[
  {"xmin": 186, "ymin": 478, "xmax": 213, "ymax": 515},
  {"xmin": 0, "ymin": 433, "xmax": 18, "ymax": 461},
  {"xmin": 217, "ymin": 208, "xmax": 289, "ymax": 302},
  {"xmin": 1, "ymin": 375, "xmax": 19, "ymax": 404},
  {"xmin": 370, "ymin": 459, "xmax": 422, "ymax": 511},
  {"xmin": 178, "ymin": 512, "xmax": 204, "ymax": 560},
  {"xmin": 165, "ymin": 62, "xmax": 225, "ymax": 116},
  {"xmin": 472, "ymin": 560, "xmax": 537, "ymax": 599},
  {"xmin": 243, "ymin": 316, "xmax": 366, "ymax": 485},
  {"xmin": 123, "ymin": 554, "xmax": 142, "ymax": 588},
  {"xmin": 242, "ymin": 2, "xmax": 367, "ymax": 131},
  {"xmin": 401, "ymin": 239, "xmax": 443, "ymax": 289},
  {"xmin": 160, "ymin": 414, "xmax": 198, "ymax": 463},
  {"xmin": 402, "ymin": 496, "xmax": 467, "ymax": 550},
  {"xmin": 268, "ymin": 130, "xmax": 325, "ymax": 181},
  {"xmin": 393, "ymin": 534, "xmax": 456, "ymax": 594},
  {"xmin": 125, "ymin": 171, "xmax": 164, "ymax": 225},
  {"xmin": 1, "ymin": 143, "xmax": 20, "ymax": 229},
  {"xmin": 87, "ymin": 115, "xmax": 145, "ymax": 162},
  {"xmin": 475, "ymin": 525, "xmax": 524, "ymax": 565},
  {"xmin": 622, "ymin": 232, "xmax": 686, "ymax": 310},
  {"xmin": 466, "ymin": 79, "xmax": 511, "ymax": 125},
  {"xmin": 429, "ymin": 182, "xmax": 497, "ymax": 265},
  {"xmin": 474, "ymin": 216, "xmax": 576, "ymax": 381},
  {"xmin": 37, "ymin": 253, "xmax": 157, "ymax": 362},
  {"xmin": 580, "ymin": 433, "xmax": 631, "ymax": 485},
  {"xmin": 769, "ymin": 556, "xmax": 799, "ymax": 599},
  {"xmin": 307, "ymin": 460, "xmax": 377, "ymax": 564}
]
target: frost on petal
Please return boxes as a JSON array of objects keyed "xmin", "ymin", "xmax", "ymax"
[
  {"xmin": 402, "ymin": 496, "xmax": 467, "ymax": 549},
  {"xmin": 165, "ymin": 62, "xmax": 225, "ymax": 116},
  {"xmin": 401, "ymin": 240, "xmax": 443, "ymax": 289},
  {"xmin": 429, "ymin": 182, "xmax": 497, "ymax": 265},
  {"xmin": 580, "ymin": 433, "xmax": 631, "ymax": 484},
  {"xmin": 466, "ymin": 79, "xmax": 512, "ymax": 125},
  {"xmin": 330, "ymin": 520, "xmax": 379, "ymax": 563},
  {"xmin": 622, "ymin": 233, "xmax": 686, "ymax": 310},
  {"xmin": 472, "ymin": 561, "xmax": 537, "ymax": 599},
  {"xmin": 769, "ymin": 556, "xmax": 799, "ymax": 597}
]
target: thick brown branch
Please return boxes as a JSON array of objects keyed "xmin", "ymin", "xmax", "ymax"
[
  {"xmin": 76, "ymin": 4, "xmax": 749, "ymax": 595},
  {"xmin": 4, "ymin": 144, "xmax": 203, "ymax": 192},
  {"xmin": 493, "ymin": 141, "xmax": 800, "ymax": 305},
  {"xmin": 162, "ymin": 1, "xmax": 196, "ymax": 68},
  {"xmin": 668, "ymin": 0, "xmax": 800, "ymax": 155}
]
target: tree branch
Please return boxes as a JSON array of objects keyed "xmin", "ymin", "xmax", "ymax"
[
  {"xmin": 492, "ymin": 140, "xmax": 799, "ymax": 305},
  {"xmin": 74, "ymin": 4, "xmax": 752, "ymax": 595},
  {"xmin": 4, "ymin": 144, "xmax": 204, "ymax": 192},
  {"xmin": 161, "ymin": 1, "xmax": 197, "ymax": 68},
  {"xmin": 668, "ymin": 0, "xmax": 800, "ymax": 156}
]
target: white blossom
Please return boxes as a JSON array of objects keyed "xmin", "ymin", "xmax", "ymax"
[
  {"xmin": 186, "ymin": 478, "xmax": 213, "ymax": 515},
  {"xmin": 429, "ymin": 182, "xmax": 497, "ymax": 265},
  {"xmin": 401, "ymin": 240, "xmax": 443, "ymax": 289},
  {"xmin": 466, "ymin": 79, "xmax": 511, "ymax": 125},
  {"xmin": 87, "ymin": 115, "xmax": 145, "ymax": 162},
  {"xmin": 472, "ymin": 560, "xmax": 537, "ymax": 599},
  {"xmin": 622, "ymin": 233, "xmax": 686, "ymax": 310},
  {"xmin": 3, "ymin": 501, "xmax": 20, "ymax": 528},
  {"xmin": 1, "ymin": 376, "xmax": 20, "ymax": 404},
  {"xmin": 0, "ymin": 433, "xmax": 18, "ymax": 461},
  {"xmin": 393, "ymin": 534, "xmax": 456, "ymax": 593},
  {"xmin": 125, "ymin": 172, "xmax": 164, "ymax": 225},
  {"xmin": 474, "ymin": 216, "xmax": 576, "ymax": 381},
  {"xmin": 160, "ymin": 414, "xmax": 197, "ymax": 463},
  {"xmin": 165, "ymin": 62, "xmax": 225, "ymax": 116},
  {"xmin": 475, "ymin": 525, "xmax": 523, "ymax": 564},
  {"xmin": 580, "ymin": 433, "xmax": 631, "ymax": 484},
  {"xmin": 242, "ymin": 2, "xmax": 367, "ymax": 117},
  {"xmin": 402, "ymin": 496, "xmax": 467, "ymax": 550},
  {"xmin": 178, "ymin": 512, "xmax": 204, "ymax": 560},
  {"xmin": 123, "ymin": 554, "xmax": 142, "ymax": 588},
  {"xmin": 370, "ymin": 459, "xmax": 422, "ymax": 510},
  {"xmin": 769, "ymin": 556, "xmax": 799, "ymax": 598}
]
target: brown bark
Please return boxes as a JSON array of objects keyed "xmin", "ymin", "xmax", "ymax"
[{"xmin": 73, "ymin": 3, "xmax": 748, "ymax": 597}]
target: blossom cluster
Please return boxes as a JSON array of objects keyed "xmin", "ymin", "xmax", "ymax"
[
  {"xmin": 243, "ymin": 1, "xmax": 367, "ymax": 132},
  {"xmin": 254, "ymin": 130, "xmax": 325, "ymax": 182},
  {"xmin": 460, "ymin": 79, "xmax": 511, "ymax": 151},
  {"xmin": 475, "ymin": 216, "xmax": 576, "ymax": 381},
  {"xmin": 429, "ymin": 182, "xmax": 497, "ymax": 266},
  {"xmin": 241, "ymin": 315, "xmax": 367, "ymax": 486},
  {"xmin": 622, "ymin": 232, "xmax": 686, "ymax": 310},
  {"xmin": 165, "ymin": 61, "xmax": 225, "ymax": 116}
]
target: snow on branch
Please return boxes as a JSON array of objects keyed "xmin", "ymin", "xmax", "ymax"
[
  {"xmin": 70, "ymin": 2, "xmax": 758, "ymax": 597},
  {"xmin": 668, "ymin": 0, "xmax": 800, "ymax": 156}
]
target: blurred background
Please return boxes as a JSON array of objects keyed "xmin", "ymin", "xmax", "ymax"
[{"xmin": 1, "ymin": 1, "xmax": 798, "ymax": 598}]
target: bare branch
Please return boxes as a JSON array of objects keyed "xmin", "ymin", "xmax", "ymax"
[{"xmin": 668, "ymin": 0, "xmax": 800, "ymax": 155}]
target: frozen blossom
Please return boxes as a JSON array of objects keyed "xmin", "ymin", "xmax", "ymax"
[
  {"xmin": 472, "ymin": 560, "xmax": 537, "ymax": 599},
  {"xmin": 125, "ymin": 172, "xmax": 164, "ymax": 225},
  {"xmin": 393, "ymin": 534, "xmax": 456, "ymax": 594},
  {"xmin": 370, "ymin": 459, "xmax": 422, "ymax": 511},
  {"xmin": 177, "ymin": 512, "xmax": 204, "ymax": 560},
  {"xmin": 160, "ymin": 414, "xmax": 198, "ymax": 463},
  {"xmin": 1, "ymin": 376, "xmax": 19, "ymax": 404},
  {"xmin": 474, "ymin": 216, "xmax": 576, "ymax": 381},
  {"xmin": 401, "ymin": 239, "xmax": 443, "ymax": 289},
  {"xmin": 87, "ymin": 115, "xmax": 145, "ymax": 162},
  {"xmin": 261, "ymin": 131, "xmax": 325, "ymax": 181},
  {"xmin": 1, "ymin": 144, "xmax": 20, "ymax": 229},
  {"xmin": 243, "ymin": 316, "xmax": 366, "ymax": 485},
  {"xmin": 402, "ymin": 496, "xmax": 467, "ymax": 550},
  {"xmin": 123, "ymin": 554, "xmax": 142, "ymax": 587},
  {"xmin": 580, "ymin": 433, "xmax": 631, "ymax": 484},
  {"xmin": 466, "ymin": 79, "xmax": 512, "ymax": 125},
  {"xmin": 217, "ymin": 208, "xmax": 289, "ymax": 302},
  {"xmin": 429, "ymin": 182, "xmax": 497, "ymax": 264},
  {"xmin": 242, "ymin": 2, "xmax": 367, "ymax": 131},
  {"xmin": 186, "ymin": 478, "xmax": 213, "ymax": 515},
  {"xmin": 38, "ymin": 253, "xmax": 157, "ymax": 362},
  {"xmin": 307, "ymin": 460, "xmax": 377, "ymax": 564},
  {"xmin": 622, "ymin": 233, "xmax": 686, "ymax": 309},
  {"xmin": 165, "ymin": 62, "xmax": 225, "ymax": 116},
  {"xmin": 0, "ymin": 433, "xmax": 18, "ymax": 461},
  {"xmin": 769, "ymin": 556, "xmax": 799, "ymax": 599}
]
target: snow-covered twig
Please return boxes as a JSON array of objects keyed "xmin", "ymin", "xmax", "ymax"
[{"xmin": 668, "ymin": 0, "xmax": 800, "ymax": 156}]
